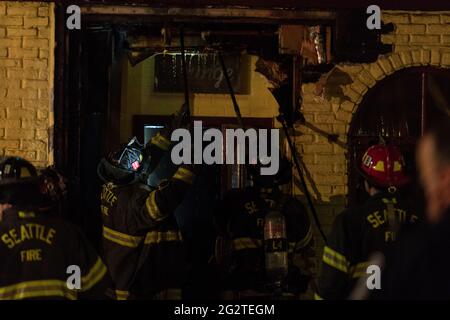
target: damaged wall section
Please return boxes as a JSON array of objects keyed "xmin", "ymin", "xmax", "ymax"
[{"xmin": 295, "ymin": 10, "xmax": 450, "ymax": 270}]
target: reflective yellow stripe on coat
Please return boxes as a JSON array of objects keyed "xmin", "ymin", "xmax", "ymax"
[
  {"xmin": 350, "ymin": 261, "xmax": 371, "ymax": 278},
  {"xmin": 103, "ymin": 226, "xmax": 143, "ymax": 248},
  {"xmin": 233, "ymin": 237, "xmax": 263, "ymax": 251},
  {"xmin": 81, "ymin": 257, "xmax": 108, "ymax": 291},
  {"xmin": 115, "ymin": 290, "xmax": 130, "ymax": 300},
  {"xmin": 144, "ymin": 230, "xmax": 183, "ymax": 245},
  {"xmin": 173, "ymin": 167, "xmax": 195, "ymax": 185},
  {"xmin": 146, "ymin": 191, "xmax": 165, "ymax": 221},
  {"xmin": 104, "ymin": 226, "xmax": 182, "ymax": 247},
  {"xmin": 322, "ymin": 246, "xmax": 349, "ymax": 273},
  {"xmin": 314, "ymin": 293, "xmax": 324, "ymax": 300},
  {"xmin": 150, "ymin": 132, "xmax": 171, "ymax": 151},
  {"xmin": 0, "ymin": 280, "xmax": 77, "ymax": 300},
  {"xmin": 322, "ymin": 246, "xmax": 371, "ymax": 278}
]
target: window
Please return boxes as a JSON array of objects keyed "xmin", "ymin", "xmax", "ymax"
[
  {"xmin": 133, "ymin": 115, "xmax": 273, "ymax": 195},
  {"xmin": 144, "ymin": 125, "xmax": 164, "ymax": 144}
]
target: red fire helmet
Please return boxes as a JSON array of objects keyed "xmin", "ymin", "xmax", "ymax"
[{"xmin": 359, "ymin": 144, "xmax": 410, "ymax": 189}]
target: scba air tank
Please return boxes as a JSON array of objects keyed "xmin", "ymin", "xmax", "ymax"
[{"xmin": 264, "ymin": 210, "xmax": 288, "ymax": 289}]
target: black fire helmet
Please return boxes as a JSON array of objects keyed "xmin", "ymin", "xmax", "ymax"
[
  {"xmin": 0, "ymin": 156, "xmax": 42, "ymax": 208},
  {"xmin": 97, "ymin": 137, "xmax": 145, "ymax": 185}
]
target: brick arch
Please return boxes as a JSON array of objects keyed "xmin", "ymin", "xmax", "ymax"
[
  {"xmin": 337, "ymin": 50, "xmax": 450, "ymax": 205},
  {"xmin": 336, "ymin": 49, "xmax": 450, "ymax": 125}
]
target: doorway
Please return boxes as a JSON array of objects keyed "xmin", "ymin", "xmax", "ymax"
[
  {"xmin": 53, "ymin": 6, "xmax": 280, "ymax": 250},
  {"xmin": 348, "ymin": 67, "xmax": 450, "ymax": 208}
]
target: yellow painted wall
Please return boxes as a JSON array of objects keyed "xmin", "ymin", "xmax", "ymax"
[{"xmin": 120, "ymin": 54, "xmax": 280, "ymax": 142}]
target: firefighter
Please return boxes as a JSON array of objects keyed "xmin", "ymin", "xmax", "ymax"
[
  {"xmin": 217, "ymin": 157, "xmax": 314, "ymax": 298},
  {"xmin": 315, "ymin": 143, "xmax": 419, "ymax": 300},
  {"xmin": 0, "ymin": 157, "xmax": 110, "ymax": 300},
  {"xmin": 97, "ymin": 109, "xmax": 195, "ymax": 300}
]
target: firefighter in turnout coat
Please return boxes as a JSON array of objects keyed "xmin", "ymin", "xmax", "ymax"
[
  {"xmin": 0, "ymin": 157, "xmax": 110, "ymax": 300},
  {"xmin": 97, "ymin": 107, "xmax": 195, "ymax": 300},
  {"xmin": 315, "ymin": 144, "xmax": 419, "ymax": 300}
]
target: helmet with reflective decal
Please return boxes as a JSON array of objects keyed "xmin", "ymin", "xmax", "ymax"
[
  {"xmin": 359, "ymin": 144, "xmax": 410, "ymax": 191},
  {"xmin": 97, "ymin": 137, "xmax": 144, "ymax": 185}
]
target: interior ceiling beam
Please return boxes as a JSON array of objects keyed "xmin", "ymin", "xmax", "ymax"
[
  {"xmin": 45, "ymin": 0, "xmax": 450, "ymax": 11},
  {"xmin": 80, "ymin": 6, "xmax": 336, "ymax": 22}
]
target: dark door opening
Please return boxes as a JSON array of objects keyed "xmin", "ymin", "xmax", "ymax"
[
  {"xmin": 53, "ymin": 10, "xmax": 277, "ymax": 251},
  {"xmin": 54, "ymin": 22, "xmax": 123, "ymax": 248},
  {"xmin": 348, "ymin": 67, "xmax": 450, "ymax": 209}
]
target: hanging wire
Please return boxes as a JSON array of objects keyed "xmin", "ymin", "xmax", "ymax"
[
  {"xmin": 218, "ymin": 50, "xmax": 244, "ymax": 129},
  {"xmin": 218, "ymin": 49, "xmax": 327, "ymax": 243},
  {"xmin": 179, "ymin": 26, "xmax": 191, "ymax": 118},
  {"xmin": 280, "ymin": 118, "xmax": 327, "ymax": 243}
]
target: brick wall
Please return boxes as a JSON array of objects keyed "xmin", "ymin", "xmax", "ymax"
[
  {"xmin": 0, "ymin": 1, "xmax": 54, "ymax": 168},
  {"xmin": 1, "ymin": 4, "xmax": 449, "ymax": 296},
  {"xmin": 296, "ymin": 11, "xmax": 450, "ymax": 279}
]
